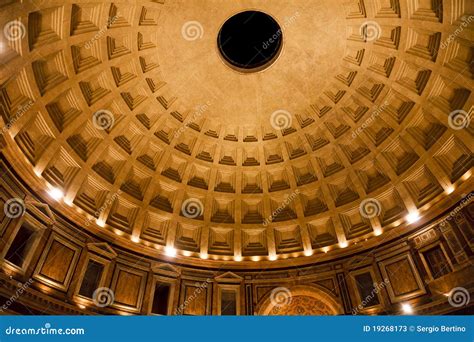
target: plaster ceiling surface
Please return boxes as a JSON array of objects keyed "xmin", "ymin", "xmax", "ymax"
[
  {"xmin": 0, "ymin": 0, "xmax": 472, "ymax": 268},
  {"xmin": 157, "ymin": 0, "xmax": 346, "ymax": 125}
]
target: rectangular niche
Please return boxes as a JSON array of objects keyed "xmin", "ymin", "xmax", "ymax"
[
  {"xmin": 110, "ymin": 264, "xmax": 147, "ymax": 312},
  {"xmin": 77, "ymin": 258, "xmax": 109, "ymax": 299},
  {"xmin": 217, "ymin": 285, "xmax": 240, "ymax": 315},
  {"xmin": 3, "ymin": 223, "xmax": 38, "ymax": 270},
  {"xmin": 349, "ymin": 268, "xmax": 384, "ymax": 313},
  {"xmin": 151, "ymin": 281, "xmax": 172, "ymax": 315},
  {"xmin": 1, "ymin": 214, "xmax": 46, "ymax": 274},
  {"xmin": 180, "ymin": 280, "xmax": 210, "ymax": 315},
  {"xmin": 419, "ymin": 244, "xmax": 453, "ymax": 280},
  {"xmin": 220, "ymin": 290, "xmax": 237, "ymax": 315},
  {"xmin": 379, "ymin": 253, "xmax": 426, "ymax": 303},
  {"xmin": 33, "ymin": 233, "xmax": 81, "ymax": 291}
]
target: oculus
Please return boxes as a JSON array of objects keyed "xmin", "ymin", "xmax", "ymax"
[{"xmin": 217, "ymin": 10, "xmax": 283, "ymax": 72}]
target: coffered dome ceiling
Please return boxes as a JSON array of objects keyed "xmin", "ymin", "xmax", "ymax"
[{"xmin": 0, "ymin": 0, "xmax": 472, "ymax": 268}]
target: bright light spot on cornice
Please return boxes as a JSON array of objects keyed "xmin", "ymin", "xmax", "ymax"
[
  {"xmin": 96, "ymin": 219, "xmax": 105, "ymax": 227},
  {"xmin": 374, "ymin": 228, "xmax": 383, "ymax": 236},
  {"xmin": 131, "ymin": 236, "xmax": 140, "ymax": 243},
  {"xmin": 234, "ymin": 255, "xmax": 242, "ymax": 262},
  {"xmin": 48, "ymin": 187, "xmax": 64, "ymax": 201},
  {"xmin": 401, "ymin": 303, "xmax": 413, "ymax": 314},
  {"xmin": 200, "ymin": 253, "xmax": 208, "ymax": 259},
  {"xmin": 269, "ymin": 254, "xmax": 277, "ymax": 261},
  {"xmin": 339, "ymin": 241, "xmax": 348, "ymax": 248},
  {"xmin": 445, "ymin": 186, "xmax": 455, "ymax": 195},
  {"xmin": 406, "ymin": 212, "xmax": 420, "ymax": 224},
  {"xmin": 304, "ymin": 249, "xmax": 313, "ymax": 256},
  {"xmin": 165, "ymin": 246, "xmax": 177, "ymax": 257}
]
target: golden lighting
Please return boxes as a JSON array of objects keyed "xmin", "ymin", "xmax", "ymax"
[
  {"xmin": 114, "ymin": 229, "xmax": 124, "ymax": 236},
  {"xmin": 445, "ymin": 185, "xmax": 455, "ymax": 194},
  {"xmin": 401, "ymin": 303, "xmax": 413, "ymax": 314},
  {"xmin": 165, "ymin": 246, "xmax": 177, "ymax": 257},
  {"xmin": 47, "ymin": 187, "xmax": 64, "ymax": 201},
  {"xmin": 339, "ymin": 241, "xmax": 348, "ymax": 248},
  {"xmin": 406, "ymin": 211, "xmax": 420, "ymax": 224}
]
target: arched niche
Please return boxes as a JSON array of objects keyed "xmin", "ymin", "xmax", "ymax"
[{"xmin": 255, "ymin": 284, "xmax": 343, "ymax": 315}]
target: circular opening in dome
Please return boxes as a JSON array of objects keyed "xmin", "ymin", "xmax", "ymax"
[{"xmin": 217, "ymin": 11, "xmax": 283, "ymax": 72}]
